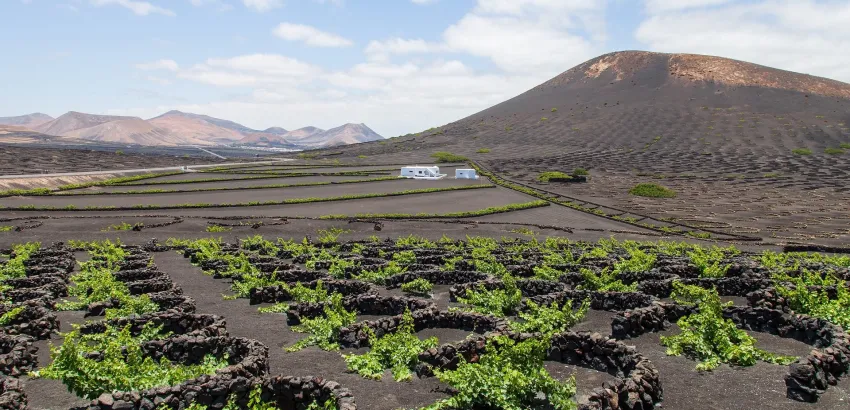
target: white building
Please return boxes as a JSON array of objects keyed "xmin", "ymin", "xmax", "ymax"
[
  {"xmin": 400, "ymin": 166, "xmax": 446, "ymax": 180},
  {"xmin": 455, "ymin": 169, "xmax": 479, "ymax": 179}
]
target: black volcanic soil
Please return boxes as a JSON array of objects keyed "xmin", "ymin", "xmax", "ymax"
[
  {"xmin": 296, "ymin": 51, "xmax": 850, "ymax": 247},
  {"xmin": 0, "ymin": 144, "xmax": 232, "ymax": 175},
  {"xmin": 0, "ymin": 178, "xmax": 485, "ymax": 208}
]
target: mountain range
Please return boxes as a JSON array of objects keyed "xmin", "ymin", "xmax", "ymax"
[{"xmin": 0, "ymin": 110, "xmax": 384, "ymax": 149}]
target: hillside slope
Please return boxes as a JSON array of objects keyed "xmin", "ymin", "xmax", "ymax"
[{"xmin": 0, "ymin": 113, "xmax": 54, "ymax": 129}]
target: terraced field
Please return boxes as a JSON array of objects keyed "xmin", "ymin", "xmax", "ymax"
[{"xmin": 1, "ymin": 159, "xmax": 849, "ymax": 410}]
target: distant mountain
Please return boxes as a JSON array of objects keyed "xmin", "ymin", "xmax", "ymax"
[
  {"xmin": 0, "ymin": 113, "xmax": 54, "ymax": 129},
  {"xmin": 34, "ymin": 112, "xmax": 137, "ymax": 136},
  {"xmin": 263, "ymin": 127, "xmax": 289, "ymax": 135},
  {"xmin": 148, "ymin": 111, "xmax": 245, "ymax": 144},
  {"xmin": 150, "ymin": 110, "xmax": 258, "ymax": 134},
  {"xmin": 311, "ymin": 124, "xmax": 384, "ymax": 147},
  {"xmin": 283, "ymin": 126, "xmax": 324, "ymax": 141},
  {"xmin": 61, "ymin": 118, "xmax": 181, "ymax": 145},
  {"xmin": 1, "ymin": 109, "xmax": 380, "ymax": 149}
]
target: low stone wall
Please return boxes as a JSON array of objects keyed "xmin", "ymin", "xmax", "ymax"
[
  {"xmin": 747, "ymin": 285, "xmax": 844, "ymax": 312},
  {"xmin": 530, "ymin": 290, "xmax": 656, "ymax": 312},
  {"xmin": 85, "ymin": 292, "xmax": 196, "ymax": 318},
  {"xmin": 79, "ymin": 312, "xmax": 226, "ymax": 338},
  {"xmin": 610, "ymin": 302, "xmax": 850, "ymax": 402},
  {"xmin": 417, "ymin": 331, "xmax": 662, "ymax": 410},
  {"xmin": 125, "ymin": 277, "xmax": 181, "ymax": 295},
  {"xmin": 0, "ymin": 334, "xmax": 37, "ymax": 377},
  {"xmin": 249, "ymin": 280, "xmax": 374, "ymax": 305},
  {"xmin": 384, "ymin": 270, "xmax": 487, "ymax": 289},
  {"xmin": 449, "ymin": 279, "xmax": 566, "ymax": 301},
  {"xmin": 0, "ymin": 300, "xmax": 58, "ymax": 340},
  {"xmin": 79, "ymin": 336, "xmax": 270, "ymax": 410},
  {"xmin": 338, "ymin": 308, "xmax": 509, "ymax": 348},
  {"xmin": 0, "ymin": 376, "xmax": 26, "ymax": 410},
  {"xmin": 286, "ymin": 294, "xmax": 435, "ymax": 326},
  {"xmin": 637, "ymin": 278, "xmax": 773, "ymax": 298}
]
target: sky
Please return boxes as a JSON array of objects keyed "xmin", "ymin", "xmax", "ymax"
[{"xmin": 2, "ymin": 0, "xmax": 849, "ymax": 137}]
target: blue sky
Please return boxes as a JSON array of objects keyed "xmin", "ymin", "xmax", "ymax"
[{"xmin": 2, "ymin": 0, "xmax": 848, "ymax": 137}]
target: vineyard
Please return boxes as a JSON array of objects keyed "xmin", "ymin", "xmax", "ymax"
[{"xmin": 1, "ymin": 232, "xmax": 849, "ymax": 409}]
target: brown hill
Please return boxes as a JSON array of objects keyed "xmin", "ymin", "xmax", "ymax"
[
  {"xmin": 283, "ymin": 126, "xmax": 324, "ymax": 140},
  {"xmin": 60, "ymin": 118, "xmax": 187, "ymax": 145},
  {"xmin": 291, "ymin": 124, "xmax": 383, "ymax": 147},
  {"xmin": 34, "ymin": 111, "xmax": 138, "ymax": 136},
  {"xmin": 148, "ymin": 111, "xmax": 245, "ymax": 144},
  {"xmin": 0, "ymin": 113, "xmax": 54, "ymax": 129}
]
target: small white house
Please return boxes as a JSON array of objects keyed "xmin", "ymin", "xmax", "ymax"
[
  {"xmin": 400, "ymin": 166, "xmax": 446, "ymax": 180},
  {"xmin": 455, "ymin": 169, "xmax": 479, "ymax": 179}
]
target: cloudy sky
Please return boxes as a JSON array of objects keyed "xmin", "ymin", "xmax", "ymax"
[{"xmin": 3, "ymin": 0, "xmax": 849, "ymax": 137}]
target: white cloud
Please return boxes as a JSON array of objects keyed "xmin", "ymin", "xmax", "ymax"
[
  {"xmin": 89, "ymin": 0, "xmax": 175, "ymax": 16},
  {"xmin": 636, "ymin": 0, "xmax": 850, "ymax": 82},
  {"xmin": 242, "ymin": 0, "xmax": 280, "ymax": 12},
  {"xmin": 366, "ymin": 0, "xmax": 604, "ymax": 75},
  {"xmin": 114, "ymin": 0, "xmax": 608, "ymax": 137},
  {"xmin": 644, "ymin": 0, "xmax": 733, "ymax": 13},
  {"xmin": 136, "ymin": 59, "xmax": 180, "ymax": 71},
  {"xmin": 188, "ymin": 0, "xmax": 233, "ymax": 11},
  {"xmin": 272, "ymin": 23, "xmax": 353, "ymax": 47}
]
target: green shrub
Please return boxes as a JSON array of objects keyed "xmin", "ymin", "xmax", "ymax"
[
  {"xmin": 343, "ymin": 310, "xmax": 438, "ymax": 381},
  {"xmin": 401, "ymin": 278, "xmax": 433, "ymax": 295},
  {"xmin": 317, "ymin": 227, "xmax": 350, "ymax": 244},
  {"xmin": 628, "ymin": 183, "xmax": 676, "ymax": 198},
  {"xmin": 792, "ymin": 148, "xmax": 812, "ymax": 155},
  {"xmin": 774, "ymin": 270, "xmax": 850, "ymax": 329},
  {"xmin": 537, "ymin": 171, "xmax": 571, "ymax": 182},
  {"xmin": 551, "ymin": 108, "xmax": 558, "ymax": 112},
  {"xmin": 840, "ymin": 143, "xmax": 850, "ymax": 149},
  {"xmin": 476, "ymin": 148, "xmax": 491, "ymax": 153},
  {"xmin": 31, "ymin": 323, "xmax": 226, "ymax": 399},
  {"xmin": 825, "ymin": 147, "xmax": 846, "ymax": 155},
  {"xmin": 578, "ymin": 267, "xmax": 636, "ymax": 292},
  {"xmin": 426, "ymin": 336, "xmax": 576, "ymax": 409},
  {"xmin": 510, "ymin": 299, "xmax": 588, "ymax": 335},
  {"xmin": 456, "ymin": 275, "xmax": 521, "ymax": 317},
  {"xmin": 660, "ymin": 282, "xmax": 797, "ymax": 371},
  {"xmin": 206, "ymin": 225, "xmax": 232, "ymax": 232},
  {"xmin": 572, "ymin": 168, "xmax": 589, "ymax": 176},
  {"xmin": 430, "ymin": 152, "xmax": 468, "ymax": 163},
  {"xmin": 0, "ymin": 242, "xmax": 40, "ymax": 280},
  {"xmin": 357, "ymin": 155, "xmax": 367, "ymax": 159},
  {"xmin": 286, "ymin": 294, "xmax": 356, "ymax": 351}
]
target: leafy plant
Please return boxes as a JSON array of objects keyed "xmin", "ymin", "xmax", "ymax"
[
  {"xmin": 476, "ymin": 148, "xmax": 491, "ymax": 153},
  {"xmin": 422, "ymin": 336, "xmax": 576, "ymax": 409},
  {"xmin": 401, "ymin": 278, "xmax": 433, "ymax": 295},
  {"xmin": 287, "ymin": 294, "xmax": 356, "ymax": 352},
  {"xmin": 456, "ymin": 275, "xmax": 522, "ymax": 317},
  {"xmin": 206, "ymin": 225, "xmax": 232, "ymax": 233},
  {"xmin": 628, "ymin": 183, "xmax": 676, "ymax": 198},
  {"xmin": 774, "ymin": 270, "xmax": 850, "ymax": 329},
  {"xmin": 537, "ymin": 171, "xmax": 571, "ymax": 182},
  {"xmin": 688, "ymin": 246, "xmax": 730, "ymax": 278},
  {"xmin": 572, "ymin": 168, "xmax": 589, "ymax": 176},
  {"xmin": 31, "ymin": 323, "xmax": 226, "ymax": 399},
  {"xmin": 343, "ymin": 310, "xmax": 438, "ymax": 381},
  {"xmin": 392, "ymin": 250, "xmax": 417, "ymax": 266},
  {"xmin": 430, "ymin": 152, "xmax": 468, "ymax": 163},
  {"xmin": 578, "ymin": 268, "xmax": 636, "ymax": 292},
  {"xmin": 103, "ymin": 222, "xmax": 142, "ymax": 232},
  {"xmin": 317, "ymin": 227, "xmax": 350, "ymax": 244},
  {"xmin": 0, "ymin": 226, "xmax": 13, "ymax": 232},
  {"xmin": 660, "ymin": 282, "xmax": 797, "ymax": 371},
  {"xmin": 0, "ymin": 306, "xmax": 25, "ymax": 326},
  {"xmin": 355, "ymin": 261, "xmax": 407, "ymax": 284},
  {"xmin": 510, "ymin": 299, "xmax": 588, "ymax": 335},
  {"xmin": 792, "ymin": 148, "xmax": 812, "ymax": 155},
  {"xmin": 825, "ymin": 147, "xmax": 846, "ymax": 155},
  {"xmin": 0, "ymin": 242, "xmax": 40, "ymax": 280}
]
